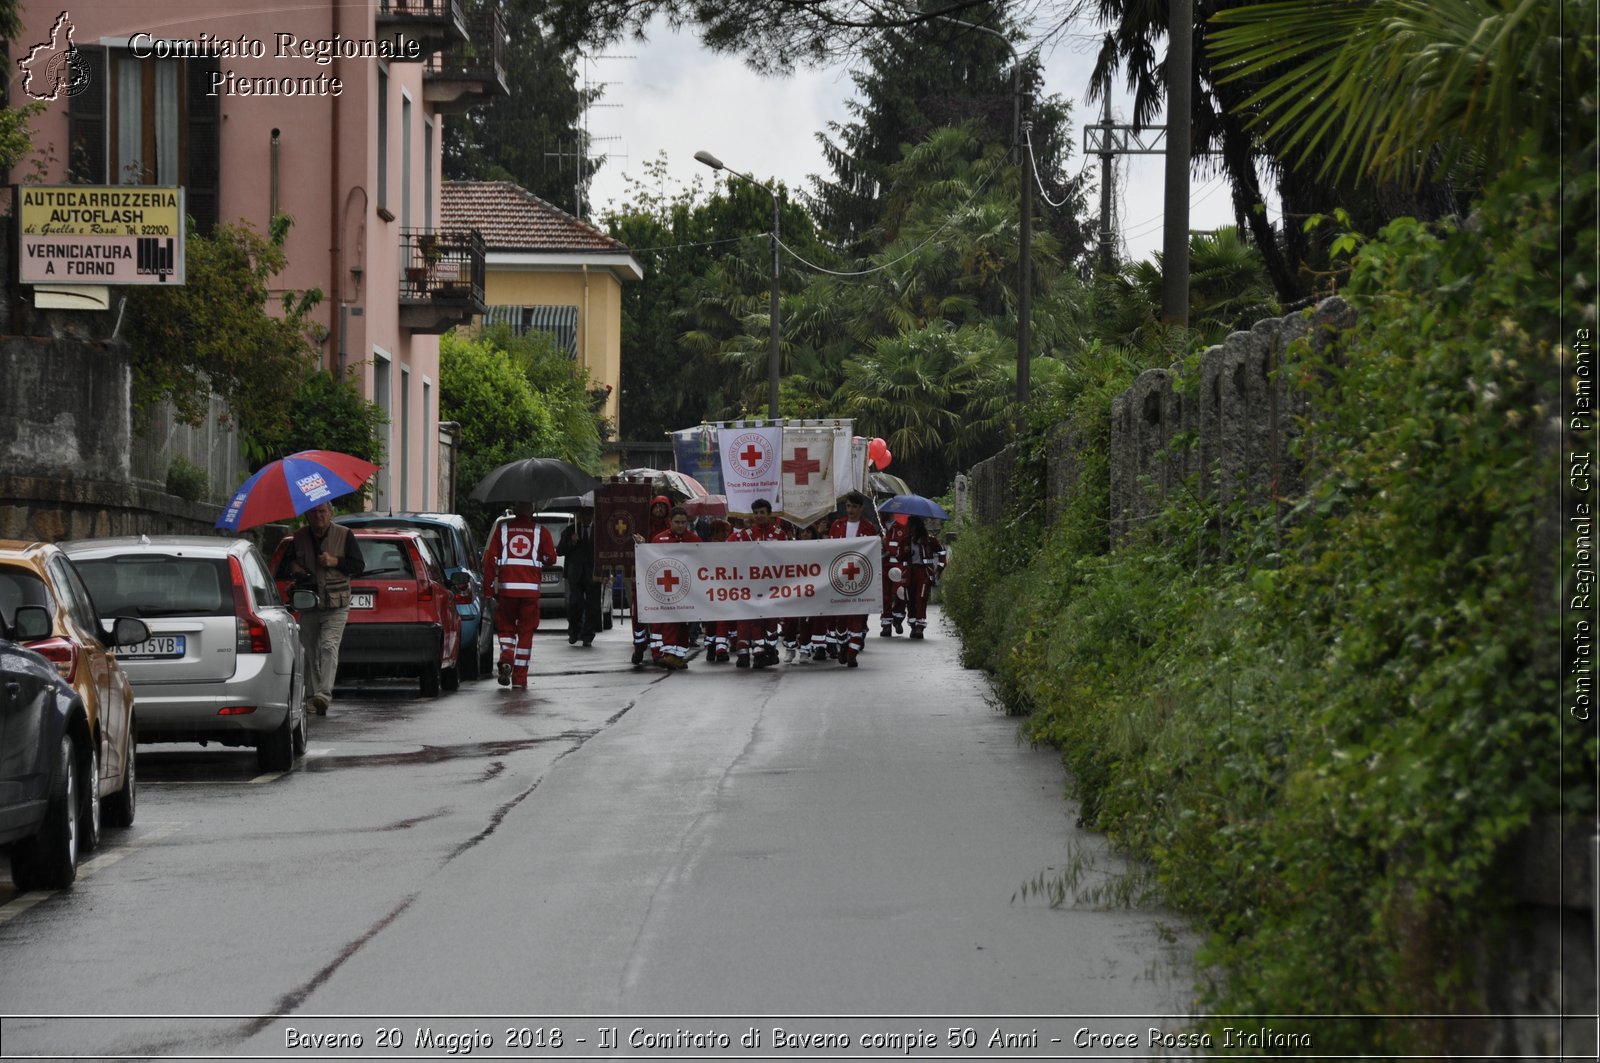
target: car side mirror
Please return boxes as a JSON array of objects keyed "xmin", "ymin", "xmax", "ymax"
[
  {"xmin": 290, "ymin": 589, "xmax": 319, "ymax": 611},
  {"xmin": 109, "ymin": 617, "xmax": 149, "ymax": 647},
  {"xmin": 13, "ymin": 604, "xmax": 50, "ymax": 641}
]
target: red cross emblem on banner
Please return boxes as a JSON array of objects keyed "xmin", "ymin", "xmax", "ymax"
[
  {"xmin": 782, "ymin": 448, "xmax": 821, "ymax": 485},
  {"xmin": 740, "ymin": 444, "xmax": 765, "ymax": 469},
  {"xmin": 841, "ymin": 559, "xmax": 861, "ymax": 582},
  {"xmin": 656, "ymin": 569, "xmax": 681, "ymax": 594}
]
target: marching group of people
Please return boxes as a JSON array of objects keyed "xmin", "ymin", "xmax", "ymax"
[
  {"xmin": 627, "ymin": 490, "xmax": 948, "ymax": 674},
  {"xmin": 478, "ymin": 490, "xmax": 948, "ymax": 686}
]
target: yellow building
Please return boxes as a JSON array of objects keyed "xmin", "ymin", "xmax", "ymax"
[{"xmin": 440, "ymin": 181, "xmax": 642, "ymax": 435}]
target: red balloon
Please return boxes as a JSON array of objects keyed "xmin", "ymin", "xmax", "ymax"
[{"xmin": 868, "ymin": 437, "xmax": 891, "ymax": 469}]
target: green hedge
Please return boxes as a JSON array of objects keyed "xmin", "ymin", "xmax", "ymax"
[{"xmin": 945, "ymin": 157, "xmax": 1592, "ymax": 1053}]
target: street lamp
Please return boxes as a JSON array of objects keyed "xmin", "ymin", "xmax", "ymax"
[{"xmin": 695, "ymin": 149, "xmax": 781, "ymax": 420}]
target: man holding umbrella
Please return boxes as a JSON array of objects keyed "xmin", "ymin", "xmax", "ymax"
[
  {"xmin": 277, "ymin": 502, "xmax": 366, "ymax": 715},
  {"xmin": 482, "ymin": 500, "xmax": 559, "ymax": 689}
]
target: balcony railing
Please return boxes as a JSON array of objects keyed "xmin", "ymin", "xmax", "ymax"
[
  {"xmin": 375, "ymin": 0, "xmax": 468, "ymax": 59},
  {"xmin": 424, "ymin": 4, "xmax": 508, "ymax": 105},
  {"xmin": 399, "ymin": 227, "xmax": 486, "ymax": 333}
]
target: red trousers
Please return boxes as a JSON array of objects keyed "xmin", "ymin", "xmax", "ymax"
[{"xmin": 495, "ymin": 595, "xmax": 542, "ymax": 684}]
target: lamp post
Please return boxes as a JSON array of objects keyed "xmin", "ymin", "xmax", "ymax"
[{"xmin": 695, "ymin": 149, "xmax": 781, "ymax": 420}]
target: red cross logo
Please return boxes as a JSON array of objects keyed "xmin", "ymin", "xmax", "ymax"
[
  {"xmin": 740, "ymin": 444, "xmax": 765, "ymax": 469},
  {"xmin": 510, "ymin": 533, "xmax": 532, "ymax": 556},
  {"xmin": 656, "ymin": 569, "xmax": 681, "ymax": 594},
  {"xmin": 782, "ymin": 448, "xmax": 821, "ymax": 485},
  {"xmin": 842, "ymin": 560, "xmax": 861, "ymax": 582}
]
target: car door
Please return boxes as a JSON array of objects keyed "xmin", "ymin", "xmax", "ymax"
[
  {"xmin": 48, "ymin": 554, "xmax": 129, "ymax": 788},
  {"xmin": 0, "ymin": 645, "xmax": 53, "ymax": 803}
]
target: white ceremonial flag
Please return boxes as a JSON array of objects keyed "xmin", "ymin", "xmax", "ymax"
[
  {"xmin": 833, "ymin": 429, "xmax": 859, "ymax": 495},
  {"xmin": 718, "ymin": 423, "xmax": 784, "ymax": 514},
  {"xmin": 634, "ymin": 538, "xmax": 881, "ymax": 622},
  {"xmin": 780, "ymin": 425, "xmax": 837, "ymax": 525}
]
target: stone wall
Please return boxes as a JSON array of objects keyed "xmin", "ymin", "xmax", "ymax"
[{"xmin": 958, "ymin": 296, "xmax": 1595, "ymax": 1053}]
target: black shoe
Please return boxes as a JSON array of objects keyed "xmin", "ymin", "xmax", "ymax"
[
  {"xmin": 568, "ymin": 634, "xmax": 579, "ymax": 644},
  {"xmin": 735, "ymin": 654, "xmax": 750, "ymax": 669},
  {"xmin": 910, "ymin": 630, "xmax": 924, "ymax": 640},
  {"xmin": 581, "ymin": 638, "xmax": 594, "ymax": 647},
  {"xmin": 893, "ymin": 619, "xmax": 904, "ymax": 634},
  {"xmin": 880, "ymin": 626, "xmax": 893, "ymax": 637},
  {"xmin": 496, "ymin": 662, "xmax": 512, "ymax": 686},
  {"xmin": 630, "ymin": 648, "xmax": 645, "ymax": 666}
]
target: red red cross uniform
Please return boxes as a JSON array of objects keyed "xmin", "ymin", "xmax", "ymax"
[
  {"xmin": 729, "ymin": 518, "xmax": 789, "ymax": 666},
  {"xmin": 482, "ymin": 518, "xmax": 557, "ymax": 688},
  {"xmin": 632, "ymin": 497, "xmax": 673, "ymax": 663},
  {"xmin": 649, "ymin": 525, "xmax": 702, "ymax": 665},
  {"xmin": 828, "ymin": 513, "xmax": 880, "ymax": 665},
  {"xmin": 907, "ymin": 533, "xmax": 947, "ymax": 635},
  {"xmin": 880, "ymin": 517, "xmax": 912, "ymax": 635}
]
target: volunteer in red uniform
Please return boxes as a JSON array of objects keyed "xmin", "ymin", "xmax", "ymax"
[
  {"xmin": 631, "ymin": 495, "xmax": 673, "ymax": 666},
  {"xmin": 880, "ymin": 513, "xmax": 912, "ymax": 637},
  {"xmin": 648, "ymin": 506, "xmax": 702, "ymax": 671},
  {"xmin": 828, "ymin": 491, "xmax": 880, "ymax": 667},
  {"xmin": 905, "ymin": 516, "xmax": 948, "ymax": 639},
  {"xmin": 730, "ymin": 498, "xmax": 788, "ymax": 668},
  {"xmin": 482, "ymin": 500, "xmax": 558, "ymax": 689},
  {"xmin": 702, "ymin": 519, "xmax": 735, "ymax": 662}
]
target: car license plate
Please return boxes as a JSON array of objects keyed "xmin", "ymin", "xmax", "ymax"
[
  {"xmin": 351, "ymin": 592, "xmax": 376, "ymax": 609},
  {"xmin": 541, "ymin": 571, "xmax": 560, "ymax": 584},
  {"xmin": 124, "ymin": 635, "xmax": 185, "ymax": 659}
]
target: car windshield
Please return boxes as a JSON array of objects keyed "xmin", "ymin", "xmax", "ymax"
[
  {"xmin": 0, "ymin": 566, "xmax": 50, "ymax": 630},
  {"xmin": 358, "ymin": 540, "xmax": 416, "ymax": 579},
  {"xmin": 73, "ymin": 555, "xmax": 232, "ymax": 617},
  {"xmin": 352, "ymin": 521, "xmax": 455, "ymax": 567}
]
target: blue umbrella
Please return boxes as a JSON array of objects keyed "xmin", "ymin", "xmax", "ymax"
[{"xmin": 877, "ymin": 494, "xmax": 950, "ymax": 519}]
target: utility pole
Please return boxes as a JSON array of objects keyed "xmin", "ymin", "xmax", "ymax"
[
  {"xmin": 1161, "ymin": 0, "xmax": 1193, "ymax": 327},
  {"xmin": 1083, "ymin": 93, "xmax": 1168, "ymax": 272}
]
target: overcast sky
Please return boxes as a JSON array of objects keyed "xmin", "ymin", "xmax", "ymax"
[{"xmin": 580, "ymin": 17, "xmax": 1252, "ymax": 265}]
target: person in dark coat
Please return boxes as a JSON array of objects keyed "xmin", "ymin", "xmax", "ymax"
[{"xmin": 557, "ymin": 505, "xmax": 602, "ymax": 647}]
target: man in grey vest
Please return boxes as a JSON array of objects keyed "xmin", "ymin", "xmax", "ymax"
[{"xmin": 277, "ymin": 502, "xmax": 365, "ymax": 714}]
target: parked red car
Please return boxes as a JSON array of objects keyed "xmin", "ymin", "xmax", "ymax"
[{"xmin": 271, "ymin": 529, "xmax": 462, "ymax": 697}]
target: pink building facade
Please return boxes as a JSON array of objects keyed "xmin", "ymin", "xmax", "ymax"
[{"xmin": 12, "ymin": 0, "xmax": 502, "ymax": 511}]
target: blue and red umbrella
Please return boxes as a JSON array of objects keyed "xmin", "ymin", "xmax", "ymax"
[{"xmin": 215, "ymin": 450, "xmax": 380, "ymax": 532}]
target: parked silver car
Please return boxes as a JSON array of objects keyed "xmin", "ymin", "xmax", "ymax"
[{"xmin": 61, "ymin": 535, "xmax": 307, "ymax": 771}]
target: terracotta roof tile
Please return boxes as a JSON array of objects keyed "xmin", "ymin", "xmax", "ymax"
[{"xmin": 440, "ymin": 180, "xmax": 631, "ymax": 253}]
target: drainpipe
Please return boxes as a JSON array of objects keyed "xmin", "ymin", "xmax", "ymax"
[
  {"xmin": 582, "ymin": 262, "xmax": 591, "ymax": 376},
  {"xmin": 328, "ymin": 0, "xmax": 343, "ymax": 377}
]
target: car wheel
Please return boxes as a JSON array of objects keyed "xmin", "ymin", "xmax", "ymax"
[
  {"xmin": 442, "ymin": 661, "xmax": 460, "ymax": 692},
  {"xmin": 256, "ymin": 709, "xmax": 295, "ymax": 772},
  {"xmin": 420, "ymin": 661, "xmax": 441, "ymax": 697},
  {"xmin": 103, "ymin": 715, "xmax": 137, "ymax": 829},
  {"xmin": 78, "ymin": 738, "xmax": 101, "ymax": 855},
  {"xmin": 460, "ymin": 631, "xmax": 481, "ymax": 680},
  {"xmin": 10, "ymin": 733, "xmax": 80, "ymax": 891}
]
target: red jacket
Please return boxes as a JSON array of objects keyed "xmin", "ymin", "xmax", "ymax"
[
  {"xmin": 483, "ymin": 518, "xmax": 557, "ymax": 598},
  {"xmin": 829, "ymin": 515, "xmax": 880, "ymax": 540},
  {"xmin": 730, "ymin": 519, "xmax": 789, "ymax": 543},
  {"xmin": 650, "ymin": 527, "xmax": 703, "ymax": 546},
  {"xmin": 882, "ymin": 518, "xmax": 912, "ymax": 564}
]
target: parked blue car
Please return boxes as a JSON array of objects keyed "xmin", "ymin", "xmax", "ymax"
[
  {"xmin": 0, "ymin": 639, "xmax": 92, "ymax": 890},
  {"xmin": 334, "ymin": 513, "xmax": 495, "ymax": 680}
]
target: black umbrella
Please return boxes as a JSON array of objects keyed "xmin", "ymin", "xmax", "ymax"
[{"xmin": 469, "ymin": 458, "xmax": 599, "ymax": 505}]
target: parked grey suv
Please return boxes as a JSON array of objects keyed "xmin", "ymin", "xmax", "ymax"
[{"xmin": 62, "ymin": 536, "xmax": 307, "ymax": 771}]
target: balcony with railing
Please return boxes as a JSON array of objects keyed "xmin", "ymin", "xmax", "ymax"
[
  {"xmin": 423, "ymin": 4, "xmax": 509, "ymax": 113},
  {"xmin": 399, "ymin": 227, "xmax": 487, "ymax": 334},
  {"xmin": 375, "ymin": 0, "xmax": 468, "ymax": 59}
]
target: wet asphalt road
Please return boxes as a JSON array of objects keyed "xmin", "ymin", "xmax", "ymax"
[{"xmin": 0, "ymin": 608, "xmax": 1195, "ymax": 1060}]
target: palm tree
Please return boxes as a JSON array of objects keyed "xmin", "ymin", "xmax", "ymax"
[{"xmin": 1209, "ymin": 0, "xmax": 1591, "ymax": 188}]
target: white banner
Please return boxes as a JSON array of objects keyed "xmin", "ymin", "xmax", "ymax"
[
  {"xmin": 780, "ymin": 425, "xmax": 837, "ymax": 525},
  {"xmin": 634, "ymin": 538, "xmax": 880, "ymax": 622},
  {"xmin": 718, "ymin": 424, "xmax": 785, "ymax": 515}
]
